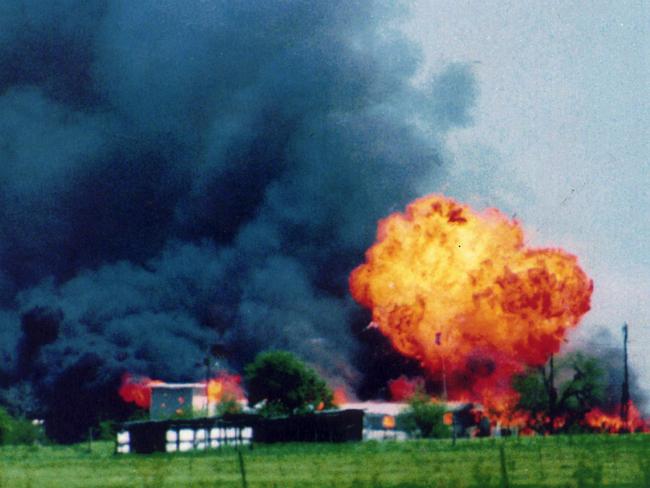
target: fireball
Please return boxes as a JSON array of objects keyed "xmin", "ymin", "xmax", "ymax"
[{"xmin": 350, "ymin": 194, "xmax": 593, "ymax": 409}]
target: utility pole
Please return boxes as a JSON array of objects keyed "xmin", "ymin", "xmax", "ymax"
[
  {"xmin": 436, "ymin": 332, "xmax": 448, "ymax": 401},
  {"xmin": 204, "ymin": 352, "xmax": 212, "ymax": 384},
  {"xmin": 204, "ymin": 342, "xmax": 226, "ymax": 384},
  {"xmin": 620, "ymin": 323, "xmax": 630, "ymax": 425}
]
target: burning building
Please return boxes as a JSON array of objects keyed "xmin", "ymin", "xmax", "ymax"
[
  {"xmin": 116, "ymin": 406, "xmax": 365, "ymax": 454},
  {"xmin": 116, "ymin": 374, "xmax": 254, "ymax": 453},
  {"xmin": 340, "ymin": 402, "xmax": 411, "ymax": 440},
  {"xmin": 119, "ymin": 373, "xmax": 246, "ymax": 419},
  {"xmin": 116, "ymin": 379, "xmax": 253, "ymax": 454},
  {"xmin": 339, "ymin": 401, "xmax": 489, "ymax": 440},
  {"xmin": 116, "ymin": 378, "xmax": 365, "ymax": 453}
]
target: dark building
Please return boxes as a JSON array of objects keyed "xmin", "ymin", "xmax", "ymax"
[{"xmin": 116, "ymin": 410, "xmax": 364, "ymax": 454}]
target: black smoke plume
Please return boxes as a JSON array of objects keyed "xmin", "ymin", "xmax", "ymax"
[{"xmin": 0, "ymin": 0, "xmax": 477, "ymax": 441}]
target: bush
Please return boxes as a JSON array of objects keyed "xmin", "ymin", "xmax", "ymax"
[
  {"xmin": 216, "ymin": 395, "xmax": 243, "ymax": 416},
  {"xmin": 0, "ymin": 406, "xmax": 42, "ymax": 445},
  {"xmin": 10, "ymin": 418, "xmax": 42, "ymax": 445},
  {"xmin": 98, "ymin": 420, "xmax": 117, "ymax": 441},
  {"xmin": 0, "ymin": 407, "xmax": 13, "ymax": 444},
  {"xmin": 397, "ymin": 394, "xmax": 450, "ymax": 438}
]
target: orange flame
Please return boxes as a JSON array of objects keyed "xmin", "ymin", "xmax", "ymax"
[
  {"xmin": 585, "ymin": 401, "xmax": 649, "ymax": 433},
  {"xmin": 350, "ymin": 194, "xmax": 593, "ymax": 411},
  {"xmin": 388, "ymin": 376, "xmax": 425, "ymax": 401},
  {"xmin": 333, "ymin": 387, "xmax": 349, "ymax": 406},
  {"xmin": 382, "ymin": 415, "xmax": 396, "ymax": 429},
  {"xmin": 120, "ymin": 372, "xmax": 245, "ymax": 409},
  {"xmin": 118, "ymin": 374, "xmax": 163, "ymax": 408},
  {"xmin": 206, "ymin": 373, "xmax": 245, "ymax": 404}
]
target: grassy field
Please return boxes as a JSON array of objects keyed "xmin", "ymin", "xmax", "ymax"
[{"xmin": 0, "ymin": 435, "xmax": 649, "ymax": 487}]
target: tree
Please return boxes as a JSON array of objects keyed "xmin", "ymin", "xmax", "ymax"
[
  {"xmin": 0, "ymin": 406, "xmax": 42, "ymax": 445},
  {"xmin": 244, "ymin": 351, "xmax": 333, "ymax": 416},
  {"xmin": 512, "ymin": 352, "xmax": 605, "ymax": 433},
  {"xmin": 397, "ymin": 393, "xmax": 450, "ymax": 438}
]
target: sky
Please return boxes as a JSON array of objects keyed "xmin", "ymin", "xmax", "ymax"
[{"xmin": 405, "ymin": 0, "xmax": 650, "ymax": 392}]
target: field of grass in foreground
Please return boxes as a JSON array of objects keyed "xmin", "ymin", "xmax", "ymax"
[{"xmin": 0, "ymin": 434, "xmax": 649, "ymax": 487}]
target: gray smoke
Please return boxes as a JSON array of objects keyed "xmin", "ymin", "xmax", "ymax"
[
  {"xmin": 582, "ymin": 328, "xmax": 647, "ymax": 411},
  {"xmin": 0, "ymin": 0, "xmax": 477, "ymax": 439}
]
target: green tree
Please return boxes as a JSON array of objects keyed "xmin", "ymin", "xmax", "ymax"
[
  {"xmin": 0, "ymin": 406, "xmax": 41, "ymax": 445},
  {"xmin": 397, "ymin": 393, "xmax": 450, "ymax": 438},
  {"xmin": 244, "ymin": 350, "xmax": 333, "ymax": 416},
  {"xmin": 512, "ymin": 352, "xmax": 605, "ymax": 433}
]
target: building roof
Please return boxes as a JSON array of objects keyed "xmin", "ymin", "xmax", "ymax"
[
  {"xmin": 339, "ymin": 401, "xmax": 480, "ymax": 416},
  {"xmin": 150, "ymin": 383, "xmax": 206, "ymax": 390},
  {"xmin": 338, "ymin": 402, "xmax": 409, "ymax": 416}
]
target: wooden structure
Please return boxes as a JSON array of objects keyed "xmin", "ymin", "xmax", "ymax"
[{"xmin": 253, "ymin": 409, "xmax": 364, "ymax": 443}]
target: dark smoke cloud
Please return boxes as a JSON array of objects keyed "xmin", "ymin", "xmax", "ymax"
[{"xmin": 0, "ymin": 0, "xmax": 477, "ymax": 440}]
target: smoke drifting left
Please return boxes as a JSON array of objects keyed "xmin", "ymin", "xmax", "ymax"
[{"xmin": 0, "ymin": 1, "xmax": 477, "ymax": 441}]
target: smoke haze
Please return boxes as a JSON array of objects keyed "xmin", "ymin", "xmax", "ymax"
[{"xmin": 0, "ymin": 1, "xmax": 476, "ymax": 440}]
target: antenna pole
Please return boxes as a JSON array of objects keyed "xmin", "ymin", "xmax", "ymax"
[{"xmin": 620, "ymin": 323, "xmax": 630, "ymax": 425}]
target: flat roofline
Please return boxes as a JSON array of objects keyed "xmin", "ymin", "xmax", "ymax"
[
  {"xmin": 339, "ymin": 401, "xmax": 480, "ymax": 414},
  {"xmin": 151, "ymin": 383, "xmax": 206, "ymax": 389}
]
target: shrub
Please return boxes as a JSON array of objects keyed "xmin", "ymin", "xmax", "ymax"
[
  {"xmin": 216, "ymin": 395, "xmax": 243, "ymax": 416},
  {"xmin": 98, "ymin": 420, "xmax": 117, "ymax": 441},
  {"xmin": 0, "ymin": 407, "xmax": 13, "ymax": 444},
  {"xmin": 0, "ymin": 406, "xmax": 42, "ymax": 445}
]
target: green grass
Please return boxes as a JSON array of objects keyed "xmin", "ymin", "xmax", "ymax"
[{"xmin": 0, "ymin": 435, "xmax": 649, "ymax": 487}]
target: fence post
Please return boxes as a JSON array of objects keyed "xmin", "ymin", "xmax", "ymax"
[
  {"xmin": 451, "ymin": 415, "xmax": 457, "ymax": 446},
  {"xmin": 499, "ymin": 443, "xmax": 510, "ymax": 488},
  {"xmin": 237, "ymin": 449, "xmax": 249, "ymax": 488}
]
